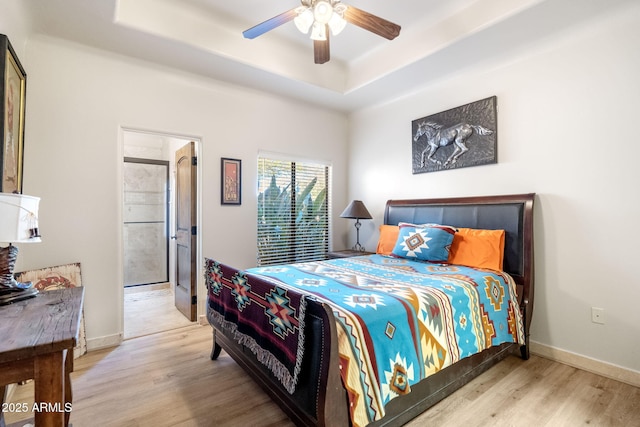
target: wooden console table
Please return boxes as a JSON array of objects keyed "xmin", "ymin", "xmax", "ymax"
[{"xmin": 0, "ymin": 287, "xmax": 84, "ymax": 427}]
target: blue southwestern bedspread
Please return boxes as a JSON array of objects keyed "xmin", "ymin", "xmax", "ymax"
[{"xmin": 206, "ymin": 254, "xmax": 525, "ymax": 427}]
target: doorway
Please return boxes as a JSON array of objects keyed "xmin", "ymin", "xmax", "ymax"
[
  {"xmin": 122, "ymin": 129, "xmax": 200, "ymax": 339},
  {"xmin": 123, "ymin": 158, "xmax": 169, "ymax": 287}
]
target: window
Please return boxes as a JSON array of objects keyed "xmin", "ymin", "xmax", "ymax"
[{"xmin": 257, "ymin": 155, "xmax": 331, "ymax": 266}]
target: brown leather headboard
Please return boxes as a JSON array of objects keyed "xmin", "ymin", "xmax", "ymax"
[{"xmin": 384, "ymin": 194, "xmax": 534, "ymax": 302}]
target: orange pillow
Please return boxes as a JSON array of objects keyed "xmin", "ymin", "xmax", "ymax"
[
  {"xmin": 376, "ymin": 225, "xmax": 400, "ymax": 255},
  {"xmin": 448, "ymin": 228, "xmax": 505, "ymax": 270}
]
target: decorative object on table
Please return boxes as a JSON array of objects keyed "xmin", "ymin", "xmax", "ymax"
[
  {"xmin": 340, "ymin": 200, "xmax": 372, "ymax": 251},
  {"xmin": 221, "ymin": 158, "xmax": 241, "ymax": 205},
  {"xmin": 0, "ymin": 193, "xmax": 40, "ymax": 304},
  {"xmin": 412, "ymin": 96, "xmax": 497, "ymax": 174},
  {"xmin": 16, "ymin": 262, "xmax": 87, "ymax": 358},
  {"xmin": 242, "ymin": 0, "xmax": 401, "ymax": 64},
  {"xmin": 1, "ymin": 34, "xmax": 27, "ymax": 194}
]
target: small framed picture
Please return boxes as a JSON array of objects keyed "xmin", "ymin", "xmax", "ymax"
[
  {"xmin": 1, "ymin": 34, "xmax": 27, "ymax": 194},
  {"xmin": 221, "ymin": 158, "xmax": 241, "ymax": 205}
]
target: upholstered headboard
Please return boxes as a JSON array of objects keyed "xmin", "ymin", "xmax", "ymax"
[{"xmin": 384, "ymin": 194, "xmax": 534, "ymax": 307}]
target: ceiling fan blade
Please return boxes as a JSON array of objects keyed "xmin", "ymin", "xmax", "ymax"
[
  {"xmin": 314, "ymin": 29, "xmax": 330, "ymax": 64},
  {"xmin": 243, "ymin": 8, "xmax": 298, "ymax": 39},
  {"xmin": 343, "ymin": 6, "xmax": 401, "ymax": 40}
]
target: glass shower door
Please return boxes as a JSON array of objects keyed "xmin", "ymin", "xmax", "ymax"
[{"xmin": 123, "ymin": 159, "xmax": 169, "ymax": 287}]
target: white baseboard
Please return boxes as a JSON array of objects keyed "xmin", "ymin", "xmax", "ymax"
[
  {"xmin": 530, "ymin": 340, "xmax": 640, "ymax": 388},
  {"xmin": 86, "ymin": 333, "xmax": 122, "ymax": 351},
  {"xmin": 198, "ymin": 314, "xmax": 208, "ymax": 326},
  {"xmin": 85, "ymin": 322, "xmax": 211, "ymax": 353}
]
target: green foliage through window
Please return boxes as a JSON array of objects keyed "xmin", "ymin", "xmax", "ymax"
[{"xmin": 257, "ymin": 158, "xmax": 330, "ymax": 265}]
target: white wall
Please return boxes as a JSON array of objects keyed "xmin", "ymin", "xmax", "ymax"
[
  {"xmin": 348, "ymin": 3, "xmax": 640, "ymax": 375},
  {"xmin": 0, "ymin": 1, "xmax": 31, "ymax": 57},
  {"xmin": 12, "ymin": 35, "xmax": 348, "ymax": 348}
]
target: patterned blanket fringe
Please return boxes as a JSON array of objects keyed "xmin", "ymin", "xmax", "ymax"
[{"xmin": 207, "ymin": 296, "xmax": 307, "ymax": 395}]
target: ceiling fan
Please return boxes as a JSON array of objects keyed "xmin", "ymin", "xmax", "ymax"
[{"xmin": 243, "ymin": 0, "xmax": 401, "ymax": 64}]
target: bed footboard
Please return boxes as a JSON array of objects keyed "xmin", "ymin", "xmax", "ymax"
[{"xmin": 207, "ymin": 271, "xmax": 349, "ymax": 427}]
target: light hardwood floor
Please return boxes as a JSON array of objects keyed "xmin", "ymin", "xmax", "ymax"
[
  {"xmin": 124, "ymin": 284, "xmax": 194, "ymax": 339},
  {"xmin": 5, "ymin": 324, "xmax": 640, "ymax": 426}
]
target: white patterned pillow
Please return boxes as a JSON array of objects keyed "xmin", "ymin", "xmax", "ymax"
[{"xmin": 391, "ymin": 224, "xmax": 456, "ymax": 262}]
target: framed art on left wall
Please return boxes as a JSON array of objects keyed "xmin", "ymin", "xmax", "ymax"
[
  {"xmin": 1, "ymin": 34, "xmax": 27, "ymax": 194},
  {"xmin": 221, "ymin": 158, "xmax": 241, "ymax": 205}
]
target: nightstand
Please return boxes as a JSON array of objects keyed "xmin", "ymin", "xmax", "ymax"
[{"xmin": 327, "ymin": 249, "xmax": 374, "ymax": 259}]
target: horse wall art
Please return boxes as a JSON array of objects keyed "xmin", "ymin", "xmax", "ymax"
[{"xmin": 412, "ymin": 96, "xmax": 497, "ymax": 174}]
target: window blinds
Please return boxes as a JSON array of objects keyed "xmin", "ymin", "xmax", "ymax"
[{"xmin": 257, "ymin": 156, "xmax": 331, "ymax": 266}]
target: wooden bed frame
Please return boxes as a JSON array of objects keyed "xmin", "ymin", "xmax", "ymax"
[{"xmin": 207, "ymin": 193, "xmax": 535, "ymax": 426}]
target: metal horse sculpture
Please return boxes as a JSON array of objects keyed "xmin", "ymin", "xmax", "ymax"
[{"xmin": 414, "ymin": 121, "xmax": 494, "ymax": 167}]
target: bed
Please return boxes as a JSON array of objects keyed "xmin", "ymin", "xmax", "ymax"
[{"xmin": 205, "ymin": 193, "xmax": 535, "ymax": 426}]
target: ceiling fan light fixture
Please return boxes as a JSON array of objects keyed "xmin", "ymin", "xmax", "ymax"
[
  {"xmin": 310, "ymin": 21, "xmax": 327, "ymax": 40},
  {"xmin": 243, "ymin": 0, "xmax": 401, "ymax": 64},
  {"xmin": 295, "ymin": 1, "xmax": 346, "ymax": 39},
  {"xmin": 313, "ymin": 1, "xmax": 333, "ymax": 24},
  {"xmin": 328, "ymin": 11, "xmax": 346, "ymax": 35},
  {"xmin": 294, "ymin": 7, "xmax": 314, "ymax": 33}
]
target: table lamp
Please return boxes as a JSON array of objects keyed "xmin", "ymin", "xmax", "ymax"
[
  {"xmin": 340, "ymin": 200, "xmax": 372, "ymax": 251},
  {"xmin": 0, "ymin": 193, "xmax": 41, "ymax": 303}
]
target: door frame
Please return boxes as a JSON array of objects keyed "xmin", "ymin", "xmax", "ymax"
[{"xmin": 118, "ymin": 127, "xmax": 203, "ymax": 337}]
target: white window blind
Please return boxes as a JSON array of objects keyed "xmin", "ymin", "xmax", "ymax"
[{"xmin": 257, "ymin": 156, "xmax": 331, "ymax": 266}]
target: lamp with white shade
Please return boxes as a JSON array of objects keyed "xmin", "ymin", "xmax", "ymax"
[
  {"xmin": 0, "ymin": 193, "xmax": 41, "ymax": 303},
  {"xmin": 340, "ymin": 200, "xmax": 372, "ymax": 252}
]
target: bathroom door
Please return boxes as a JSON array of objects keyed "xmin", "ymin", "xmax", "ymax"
[{"xmin": 174, "ymin": 142, "xmax": 197, "ymax": 321}]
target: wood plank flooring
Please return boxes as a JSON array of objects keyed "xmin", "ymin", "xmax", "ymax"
[
  {"xmin": 5, "ymin": 324, "xmax": 640, "ymax": 426},
  {"xmin": 124, "ymin": 284, "xmax": 194, "ymax": 339}
]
